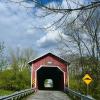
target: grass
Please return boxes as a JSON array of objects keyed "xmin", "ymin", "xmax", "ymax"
[{"xmin": 0, "ymin": 89, "xmax": 14, "ymax": 96}]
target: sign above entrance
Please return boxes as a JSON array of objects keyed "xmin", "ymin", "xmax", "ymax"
[{"xmin": 47, "ymin": 61, "xmax": 53, "ymax": 64}]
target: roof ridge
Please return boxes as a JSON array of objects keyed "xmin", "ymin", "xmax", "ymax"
[{"xmin": 28, "ymin": 52, "xmax": 70, "ymax": 65}]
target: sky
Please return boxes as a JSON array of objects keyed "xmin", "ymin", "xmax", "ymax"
[
  {"xmin": 0, "ymin": 0, "xmax": 62, "ymax": 56},
  {"xmin": 0, "ymin": 0, "xmax": 86, "ymax": 56}
]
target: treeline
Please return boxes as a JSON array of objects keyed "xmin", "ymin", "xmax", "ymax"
[
  {"xmin": 67, "ymin": 56, "xmax": 100, "ymax": 99},
  {"xmin": 0, "ymin": 42, "xmax": 37, "ymax": 91},
  {"xmin": 56, "ymin": 5, "xmax": 100, "ymax": 99},
  {"xmin": 0, "ymin": 68, "xmax": 30, "ymax": 91}
]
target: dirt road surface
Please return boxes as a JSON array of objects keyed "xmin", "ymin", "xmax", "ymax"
[{"xmin": 24, "ymin": 90, "xmax": 71, "ymax": 100}]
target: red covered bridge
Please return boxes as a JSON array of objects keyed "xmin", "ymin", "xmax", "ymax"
[
  {"xmin": 28, "ymin": 53, "xmax": 69, "ymax": 91},
  {"xmin": 1, "ymin": 53, "xmax": 94, "ymax": 100}
]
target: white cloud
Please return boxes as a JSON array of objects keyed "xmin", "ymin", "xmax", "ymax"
[
  {"xmin": 61, "ymin": 0, "xmax": 84, "ymax": 9},
  {"xmin": 26, "ymin": 29, "xmax": 35, "ymax": 35},
  {"xmin": 0, "ymin": 1, "xmax": 42, "ymax": 51},
  {"xmin": 0, "ymin": 0, "xmax": 86, "ymax": 55},
  {"xmin": 0, "ymin": 2, "xmax": 37, "ymax": 37},
  {"xmin": 35, "ymin": 0, "xmax": 85, "ymax": 49},
  {"xmin": 37, "ymin": 26, "xmax": 67, "ymax": 48}
]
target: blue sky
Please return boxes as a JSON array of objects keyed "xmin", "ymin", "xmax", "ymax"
[
  {"xmin": 0, "ymin": 0, "xmax": 86, "ymax": 55},
  {"xmin": 0, "ymin": 0, "xmax": 63, "ymax": 55}
]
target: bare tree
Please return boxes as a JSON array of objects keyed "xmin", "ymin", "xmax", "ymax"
[
  {"xmin": 7, "ymin": 0, "xmax": 100, "ymax": 30},
  {"xmin": 9, "ymin": 47, "xmax": 37, "ymax": 71},
  {"xmin": 0, "ymin": 42, "xmax": 7, "ymax": 71},
  {"xmin": 56, "ymin": 7, "xmax": 100, "ymax": 98}
]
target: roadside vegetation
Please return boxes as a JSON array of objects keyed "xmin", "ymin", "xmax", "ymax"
[
  {"xmin": 67, "ymin": 56, "xmax": 100, "ymax": 99},
  {"xmin": 0, "ymin": 42, "xmax": 37, "ymax": 96},
  {"xmin": 0, "ymin": 89, "xmax": 14, "ymax": 96},
  {"xmin": 0, "ymin": 0, "xmax": 100, "ymax": 99}
]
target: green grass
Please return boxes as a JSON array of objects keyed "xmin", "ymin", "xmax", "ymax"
[{"xmin": 0, "ymin": 89, "xmax": 14, "ymax": 96}]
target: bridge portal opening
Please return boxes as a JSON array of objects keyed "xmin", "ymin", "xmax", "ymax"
[
  {"xmin": 37, "ymin": 67, "xmax": 64, "ymax": 91},
  {"xmin": 44, "ymin": 79, "xmax": 53, "ymax": 88}
]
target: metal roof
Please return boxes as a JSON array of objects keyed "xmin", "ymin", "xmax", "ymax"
[{"xmin": 28, "ymin": 52, "xmax": 70, "ymax": 65}]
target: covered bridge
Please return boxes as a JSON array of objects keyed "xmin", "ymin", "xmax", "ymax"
[{"xmin": 28, "ymin": 53, "xmax": 69, "ymax": 91}]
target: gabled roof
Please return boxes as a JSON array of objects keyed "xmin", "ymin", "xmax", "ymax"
[{"xmin": 28, "ymin": 52, "xmax": 70, "ymax": 65}]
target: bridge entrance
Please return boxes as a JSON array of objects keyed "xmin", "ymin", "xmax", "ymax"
[
  {"xmin": 37, "ymin": 67, "xmax": 64, "ymax": 91},
  {"xmin": 28, "ymin": 53, "xmax": 69, "ymax": 91}
]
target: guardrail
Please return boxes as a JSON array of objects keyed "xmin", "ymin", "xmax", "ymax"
[
  {"xmin": 64, "ymin": 88, "xmax": 95, "ymax": 100},
  {"xmin": 0, "ymin": 88, "xmax": 35, "ymax": 100}
]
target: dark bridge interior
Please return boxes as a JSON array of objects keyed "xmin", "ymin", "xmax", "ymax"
[{"xmin": 37, "ymin": 67, "xmax": 64, "ymax": 91}]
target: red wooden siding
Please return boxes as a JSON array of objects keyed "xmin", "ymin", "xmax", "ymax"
[{"xmin": 29, "ymin": 53, "xmax": 69, "ymax": 90}]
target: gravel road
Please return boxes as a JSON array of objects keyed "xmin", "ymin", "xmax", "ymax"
[{"xmin": 24, "ymin": 90, "xmax": 71, "ymax": 100}]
